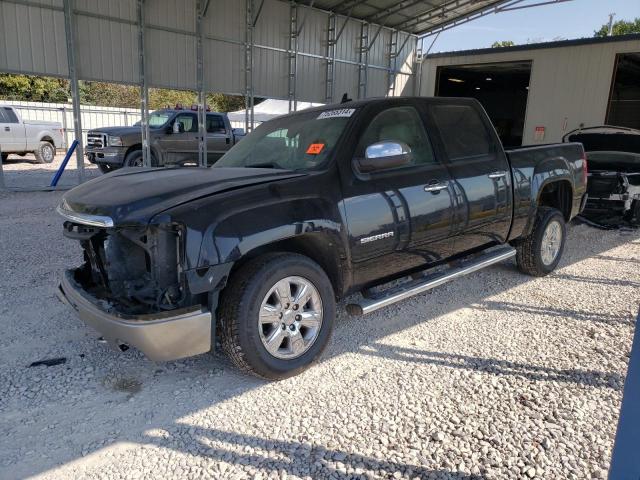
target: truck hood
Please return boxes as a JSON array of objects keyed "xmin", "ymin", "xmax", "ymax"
[
  {"xmin": 89, "ymin": 126, "xmax": 142, "ymax": 137},
  {"xmin": 60, "ymin": 167, "xmax": 304, "ymax": 226}
]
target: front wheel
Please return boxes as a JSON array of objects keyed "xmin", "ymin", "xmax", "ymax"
[
  {"xmin": 98, "ymin": 163, "xmax": 117, "ymax": 174},
  {"xmin": 516, "ymin": 207, "xmax": 566, "ymax": 277},
  {"xmin": 219, "ymin": 253, "xmax": 336, "ymax": 379}
]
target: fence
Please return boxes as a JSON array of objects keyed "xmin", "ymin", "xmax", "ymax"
[{"xmin": 2, "ymin": 100, "xmax": 141, "ymax": 149}]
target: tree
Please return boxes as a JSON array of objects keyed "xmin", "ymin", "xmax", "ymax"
[
  {"xmin": 491, "ymin": 40, "xmax": 515, "ymax": 48},
  {"xmin": 594, "ymin": 17, "xmax": 640, "ymax": 37},
  {"xmin": 207, "ymin": 93, "xmax": 245, "ymax": 112},
  {"xmin": 0, "ymin": 74, "xmax": 69, "ymax": 102}
]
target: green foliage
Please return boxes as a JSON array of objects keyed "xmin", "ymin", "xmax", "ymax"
[
  {"xmin": 594, "ymin": 18, "xmax": 640, "ymax": 37},
  {"xmin": 207, "ymin": 93, "xmax": 245, "ymax": 112},
  {"xmin": 0, "ymin": 74, "xmax": 247, "ymax": 113},
  {"xmin": 79, "ymin": 81, "xmax": 140, "ymax": 107},
  {"xmin": 0, "ymin": 74, "xmax": 69, "ymax": 102},
  {"xmin": 491, "ymin": 40, "xmax": 516, "ymax": 48}
]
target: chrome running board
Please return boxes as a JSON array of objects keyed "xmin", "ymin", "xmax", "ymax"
[{"xmin": 346, "ymin": 247, "xmax": 516, "ymax": 316}]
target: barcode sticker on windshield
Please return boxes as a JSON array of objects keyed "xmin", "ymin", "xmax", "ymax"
[{"xmin": 317, "ymin": 108, "xmax": 355, "ymax": 119}]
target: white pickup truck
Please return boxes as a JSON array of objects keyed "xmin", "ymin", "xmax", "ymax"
[{"xmin": 0, "ymin": 105, "xmax": 64, "ymax": 163}]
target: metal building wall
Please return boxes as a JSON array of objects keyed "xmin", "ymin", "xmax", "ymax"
[
  {"xmin": 0, "ymin": 0, "xmax": 418, "ymax": 102},
  {"xmin": 420, "ymin": 37, "xmax": 640, "ymax": 144}
]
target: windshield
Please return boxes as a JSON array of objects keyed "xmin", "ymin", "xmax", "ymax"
[
  {"xmin": 214, "ymin": 108, "xmax": 354, "ymax": 171},
  {"xmin": 134, "ymin": 111, "xmax": 172, "ymax": 128}
]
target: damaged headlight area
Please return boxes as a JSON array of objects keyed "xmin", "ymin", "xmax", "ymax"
[
  {"xmin": 63, "ymin": 221, "xmax": 189, "ymax": 314},
  {"xmin": 583, "ymin": 151, "xmax": 640, "ymax": 228}
]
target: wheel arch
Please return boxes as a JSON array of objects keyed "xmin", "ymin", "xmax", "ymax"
[
  {"xmin": 228, "ymin": 233, "xmax": 347, "ymax": 298},
  {"xmin": 536, "ymin": 179, "xmax": 573, "ymax": 221}
]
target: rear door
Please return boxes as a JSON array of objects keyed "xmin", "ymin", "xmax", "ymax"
[
  {"xmin": 206, "ymin": 114, "xmax": 230, "ymax": 164},
  {"xmin": 0, "ymin": 107, "xmax": 26, "ymax": 152},
  {"xmin": 157, "ymin": 112, "xmax": 199, "ymax": 163},
  {"xmin": 427, "ymin": 101, "xmax": 513, "ymax": 253},
  {"xmin": 340, "ymin": 103, "xmax": 456, "ymax": 287}
]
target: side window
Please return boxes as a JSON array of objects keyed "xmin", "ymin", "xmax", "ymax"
[
  {"xmin": 3, "ymin": 108, "xmax": 19, "ymax": 123},
  {"xmin": 174, "ymin": 113, "xmax": 198, "ymax": 133},
  {"xmin": 357, "ymin": 106, "xmax": 437, "ymax": 167},
  {"xmin": 430, "ymin": 104, "xmax": 493, "ymax": 161},
  {"xmin": 206, "ymin": 115, "xmax": 226, "ymax": 133},
  {"xmin": 0, "ymin": 108, "xmax": 8, "ymax": 123}
]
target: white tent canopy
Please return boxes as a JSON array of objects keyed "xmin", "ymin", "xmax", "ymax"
[{"xmin": 227, "ymin": 99, "xmax": 325, "ymax": 128}]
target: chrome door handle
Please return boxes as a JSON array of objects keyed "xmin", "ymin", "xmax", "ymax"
[
  {"xmin": 424, "ymin": 181, "xmax": 448, "ymax": 193},
  {"xmin": 488, "ymin": 171, "xmax": 507, "ymax": 179}
]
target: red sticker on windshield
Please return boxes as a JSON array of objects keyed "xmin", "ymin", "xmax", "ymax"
[{"xmin": 306, "ymin": 143, "xmax": 325, "ymax": 155}]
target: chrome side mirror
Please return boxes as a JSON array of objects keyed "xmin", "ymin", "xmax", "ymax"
[{"xmin": 357, "ymin": 141, "xmax": 412, "ymax": 173}]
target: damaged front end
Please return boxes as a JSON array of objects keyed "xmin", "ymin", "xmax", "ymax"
[
  {"xmin": 582, "ymin": 151, "xmax": 640, "ymax": 228},
  {"xmin": 56, "ymin": 208, "xmax": 213, "ymax": 361},
  {"xmin": 63, "ymin": 220, "xmax": 188, "ymax": 314},
  {"xmin": 564, "ymin": 126, "xmax": 640, "ymax": 229}
]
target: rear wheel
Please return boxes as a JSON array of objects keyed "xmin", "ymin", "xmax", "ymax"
[
  {"xmin": 516, "ymin": 207, "xmax": 566, "ymax": 276},
  {"xmin": 34, "ymin": 141, "xmax": 55, "ymax": 164},
  {"xmin": 219, "ymin": 252, "xmax": 336, "ymax": 379}
]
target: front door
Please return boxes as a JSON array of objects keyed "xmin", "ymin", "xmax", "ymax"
[
  {"xmin": 427, "ymin": 101, "xmax": 513, "ymax": 253},
  {"xmin": 0, "ymin": 107, "xmax": 25, "ymax": 152},
  {"xmin": 339, "ymin": 104, "xmax": 456, "ymax": 288},
  {"xmin": 158, "ymin": 112, "xmax": 199, "ymax": 164}
]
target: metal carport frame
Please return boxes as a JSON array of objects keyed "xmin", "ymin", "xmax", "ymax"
[{"xmin": 0, "ymin": 0, "xmax": 568, "ymax": 185}]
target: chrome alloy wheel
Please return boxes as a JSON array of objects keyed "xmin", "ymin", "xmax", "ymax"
[
  {"xmin": 540, "ymin": 219, "xmax": 563, "ymax": 265},
  {"xmin": 258, "ymin": 276, "xmax": 323, "ymax": 360}
]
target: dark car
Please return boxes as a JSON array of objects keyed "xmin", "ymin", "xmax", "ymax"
[
  {"xmin": 564, "ymin": 125, "xmax": 640, "ymax": 228},
  {"xmin": 57, "ymin": 97, "xmax": 587, "ymax": 379},
  {"xmin": 85, "ymin": 106, "xmax": 245, "ymax": 173}
]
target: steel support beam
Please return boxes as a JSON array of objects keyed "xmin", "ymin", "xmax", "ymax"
[
  {"xmin": 196, "ymin": 0, "xmax": 208, "ymax": 168},
  {"xmin": 244, "ymin": 0, "xmax": 255, "ymax": 132},
  {"xmin": 137, "ymin": 0, "xmax": 151, "ymax": 167},
  {"xmin": 288, "ymin": 1, "xmax": 298, "ymax": 112},
  {"xmin": 357, "ymin": 22, "xmax": 369, "ymax": 100},
  {"xmin": 325, "ymin": 13, "xmax": 336, "ymax": 103},
  {"xmin": 62, "ymin": 0, "xmax": 84, "ymax": 183},
  {"xmin": 387, "ymin": 29, "xmax": 398, "ymax": 97}
]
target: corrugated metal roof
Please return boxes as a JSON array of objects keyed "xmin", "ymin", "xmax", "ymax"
[
  {"xmin": 426, "ymin": 32, "xmax": 640, "ymax": 58},
  {"xmin": 290, "ymin": 0, "xmax": 510, "ymax": 36}
]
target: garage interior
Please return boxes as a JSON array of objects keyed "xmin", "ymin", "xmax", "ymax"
[
  {"xmin": 607, "ymin": 52, "xmax": 640, "ymax": 130},
  {"xmin": 435, "ymin": 61, "xmax": 532, "ymax": 147}
]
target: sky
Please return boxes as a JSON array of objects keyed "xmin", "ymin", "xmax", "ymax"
[{"xmin": 427, "ymin": 0, "xmax": 640, "ymax": 53}]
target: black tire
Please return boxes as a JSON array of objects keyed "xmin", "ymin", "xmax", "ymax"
[
  {"xmin": 124, "ymin": 149, "xmax": 144, "ymax": 167},
  {"xmin": 516, "ymin": 207, "xmax": 567, "ymax": 277},
  {"xmin": 98, "ymin": 164, "xmax": 117, "ymax": 174},
  {"xmin": 218, "ymin": 252, "xmax": 336, "ymax": 380},
  {"xmin": 34, "ymin": 141, "xmax": 55, "ymax": 164}
]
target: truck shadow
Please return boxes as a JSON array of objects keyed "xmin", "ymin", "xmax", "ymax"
[
  {"xmin": 3, "ymin": 224, "xmax": 638, "ymax": 479},
  {"xmin": 358, "ymin": 344, "xmax": 624, "ymax": 390}
]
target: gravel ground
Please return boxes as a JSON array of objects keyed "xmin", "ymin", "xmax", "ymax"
[
  {"xmin": 1, "ymin": 152, "xmax": 100, "ymax": 190},
  {"xmin": 0, "ymin": 189, "xmax": 638, "ymax": 480}
]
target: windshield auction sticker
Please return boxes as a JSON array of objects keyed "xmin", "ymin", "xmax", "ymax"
[
  {"xmin": 317, "ymin": 108, "xmax": 355, "ymax": 119},
  {"xmin": 306, "ymin": 143, "xmax": 325, "ymax": 155}
]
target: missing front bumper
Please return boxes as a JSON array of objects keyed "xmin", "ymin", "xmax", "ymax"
[{"xmin": 57, "ymin": 270, "xmax": 212, "ymax": 361}]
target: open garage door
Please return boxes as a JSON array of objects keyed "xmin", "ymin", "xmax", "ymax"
[
  {"xmin": 607, "ymin": 52, "xmax": 640, "ymax": 130},
  {"xmin": 435, "ymin": 61, "xmax": 532, "ymax": 147}
]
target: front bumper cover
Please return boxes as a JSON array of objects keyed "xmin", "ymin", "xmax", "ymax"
[{"xmin": 57, "ymin": 270, "xmax": 212, "ymax": 361}]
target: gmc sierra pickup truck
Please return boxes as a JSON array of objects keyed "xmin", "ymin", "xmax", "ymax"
[
  {"xmin": 0, "ymin": 105, "xmax": 63, "ymax": 163},
  {"xmin": 85, "ymin": 107, "xmax": 244, "ymax": 173},
  {"xmin": 57, "ymin": 97, "xmax": 587, "ymax": 379}
]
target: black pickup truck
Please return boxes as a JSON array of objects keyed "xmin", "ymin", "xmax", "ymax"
[{"xmin": 57, "ymin": 97, "xmax": 587, "ymax": 379}]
